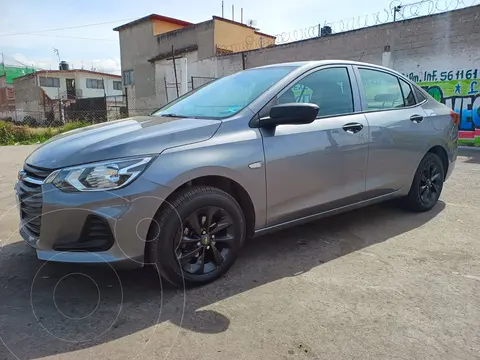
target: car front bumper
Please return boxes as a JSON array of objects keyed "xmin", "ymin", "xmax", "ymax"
[{"xmin": 16, "ymin": 176, "xmax": 171, "ymax": 268}]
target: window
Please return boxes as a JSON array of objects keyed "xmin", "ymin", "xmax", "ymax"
[
  {"xmin": 113, "ymin": 81, "xmax": 122, "ymax": 90},
  {"xmin": 399, "ymin": 79, "xmax": 416, "ymax": 106},
  {"xmin": 153, "ymin": 66, "xmax": 296, "ymax": 119},
  {"xmin": 359, "ymin": 69, "xmax": 405, "ymax": 110},
  {"xmin": 86, "ymin": 78, "xmax": 104, "ymax": 89},
  {"xmin": 39, "ymin": 77, "xmax": 60, "ymax": 88},
  {"xmin": 414, "ymin": 87, "xmax": 427, "ymax": 103},
  {"xmin": 123, "ymin": 70, "xmax": 134, "ymax": 85},
  {"xmin": 277, "ymin": 67, "xmax": 354, "ymax": 117}
]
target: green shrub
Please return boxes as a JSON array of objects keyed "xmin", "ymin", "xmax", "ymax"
[
  {"xmin": 0, "ymin": 120, "xmax": 91, "ymax": 145},
  {"xmin": 0, "ymin": 121, "xmax": 30, "ymax": 145}
]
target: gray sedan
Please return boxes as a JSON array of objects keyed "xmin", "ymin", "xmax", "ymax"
[{"xmin": 16, "ymin": 60, "xmax": 458, "ymax": 287}]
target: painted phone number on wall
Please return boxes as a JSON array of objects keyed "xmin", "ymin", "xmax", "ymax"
[{"xmin": 403, "ymin": 69, "xmax": 479, "ymax": 82}]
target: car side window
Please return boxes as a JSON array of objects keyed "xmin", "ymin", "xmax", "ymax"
[
  {"xmin": 277, "ymin": 67, "xmax": 354, "ymax": 117},
  {"xmin": 414, "ymin": 87, "xmax": 427, "ymax": 103},
  {"xmin": 358, "ymin": 68, "xmax": 405, "ymax": 111},
  {"xmin": 399, "ymin": 79, "xmax": 416, "ymax": 106}
]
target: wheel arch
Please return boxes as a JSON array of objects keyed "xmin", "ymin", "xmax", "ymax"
[
  {"xmin": 427, "ymin": 145, "xmax": 449, "ymax": 179},
  {"xmin": 145, "ymin": 173, "xmax": 256, "ymax": 261}
]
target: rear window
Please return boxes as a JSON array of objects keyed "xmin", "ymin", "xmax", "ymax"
[
  {"xmin": 414, "ymin": 87, "xmax": 427, "ymax": 103},
  {"xmin": 399, "ymin": 79, "xmax": 416, "ymax": 106},
  {"xmin": 358, "ymin": 68, "xmax": 404, "ymax": 110}
]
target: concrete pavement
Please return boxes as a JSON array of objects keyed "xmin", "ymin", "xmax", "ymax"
[{"xmin": 0, "ymin": 145, "xmax": 479, "ymax": 360}]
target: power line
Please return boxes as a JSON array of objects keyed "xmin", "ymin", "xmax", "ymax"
[
  {"xmin": 24, "ymin": 33, "xmax": 117, "ymax": 42},
  {"xmin": 0, "ymin": 18, "xmax": 135, "ymax": 37}
]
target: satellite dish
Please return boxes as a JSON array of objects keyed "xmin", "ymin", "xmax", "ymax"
[{"xmin": 247, "ymin": 19, "xmax": 258, "ymax": 28}]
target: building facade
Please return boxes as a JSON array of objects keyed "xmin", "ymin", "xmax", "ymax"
[
  {"xmin": 12, "ymin": 69, "xmax": 124, "ymax": 124},
  {"xmin": 114, "ymin": 14, "xmax": 275, "ymax": 113},
  {"xmin": 30, "ymin": 69, "xmax": 123, "ymax": 100}
]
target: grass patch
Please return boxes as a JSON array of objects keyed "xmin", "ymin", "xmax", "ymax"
[{"xmin": 0, "ymin": 121, "xmax": 91, "ymax": 146}]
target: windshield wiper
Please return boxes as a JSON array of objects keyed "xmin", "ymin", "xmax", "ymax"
[{"xmin": 160, "ymin": 113, "xmax": 190, "ymax": 118}]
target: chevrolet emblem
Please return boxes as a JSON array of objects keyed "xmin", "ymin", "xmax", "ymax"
[{"xmin": 17, "ymin": 170, "xmax": 26, "ymax": 181}]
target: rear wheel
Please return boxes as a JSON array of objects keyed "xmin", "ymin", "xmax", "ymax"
[
  {"xmin": 147, "ymin": 186, "xmax": 246, "ymax": 287},
  {"xmin": 402, "ymin": 152, "xmax": 444, "ymax": 212}
]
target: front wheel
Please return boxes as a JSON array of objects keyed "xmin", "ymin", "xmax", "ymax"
[
  {"xmin": 402, "ymin": 152, "xmax": 444, "ymax": 212},
  {"xmin": 147, "ymin": 186, "xmax": 246, "ymax": 287}
]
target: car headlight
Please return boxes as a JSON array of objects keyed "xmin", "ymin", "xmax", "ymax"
[{"xmin": 44, "ymin": 156, "xmax": 154, "ymax": 192}]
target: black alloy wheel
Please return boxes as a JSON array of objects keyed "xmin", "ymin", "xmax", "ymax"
[
  {"xmin": 419, "ymin": 161, "xmax": 442, "ymax": 207},
  {"xmin": 147, "ymin": 186, "xmax": 246, "ymax": 287},
  {"xmin": 176, "ymin": 206, "xmax": 236, "ymax": 275},
  {"xmin": 403, "ymin": 152, "xmax": 444, "ymax": 212}
]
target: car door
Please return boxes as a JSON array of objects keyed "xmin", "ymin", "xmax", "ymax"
[
  {"xmin": 354, "ymin": 66, "xmax": 433, "ymax": 194},
  {"xmin": 260, "ymin": 65, "xmax": 370, "ymax": 227}
]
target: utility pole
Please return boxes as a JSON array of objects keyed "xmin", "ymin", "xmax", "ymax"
[
  {"xmin": 53, "ymin": 48, "xmax": 63, "ymax": 123},
  {"xmin": 102, "ymin": 78, "xmax": 107, "ymax": 122},
  {"xmin": 172, "ymin": 45, "xmax": 179, "ymax": 98}
]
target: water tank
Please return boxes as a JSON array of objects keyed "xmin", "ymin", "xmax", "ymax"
[
  {"xmin": 320, "ymin": 26, "xmax": 332, "ymax": 37},
  {"xmin": 59, "ymin": 61, "xmax": 70, "ymax": 71}
]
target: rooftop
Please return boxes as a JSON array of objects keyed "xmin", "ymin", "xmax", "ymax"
[
  {"xmin": 113, "ymin": 13, "xmax": 276, "ymax": 40},
  {"xmin": 211, "ymin": 16, "xmax": 276, "ymax": 39},
  {"xmin": 14, "ymin": 69, "xmax": 121, "ymax": 81},
  {"xmin": 113, "ymin": 14, "xmax": 194, "ymax": 31}
]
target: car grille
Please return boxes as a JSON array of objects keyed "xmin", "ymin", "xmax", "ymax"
[{"xmin": 17, "ymin": 163, "xmax": 52, "ymax": 239}]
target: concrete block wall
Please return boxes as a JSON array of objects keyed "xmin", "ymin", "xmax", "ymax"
[
  {"xmin": 186, "ymin": 5, "xmax": 478, "ymax": 81},
  {"xmin": 155, "ymin": 21, "xmax": 215, "ymax": 61},
  {"xmin": 391, "ymin": 8, "xmax": 480, "ymax": 77},
  {"xmin": 152, "ymin": 51, "xmax": 244, "ymax": 106},
  {"xmin": 12, "ymin": 75, "xmax": 45, "ymax": 122},
  {"xmin": 243, "ymin": 5, "xmax": 480, "ymax": 71},
  {"xmin": 119, "ymin": 20, "xmax": 157, "ymax": 111}
]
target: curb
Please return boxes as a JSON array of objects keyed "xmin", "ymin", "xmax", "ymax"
[{"xmin": 458, "ymin": 146, "xmax": 480, "ymax": 152}]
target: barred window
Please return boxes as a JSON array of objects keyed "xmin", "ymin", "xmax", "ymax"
[
  {"xmin": 113, "ymin": 81, "xmax": 122, "ymax": 90},
  {"xmin": 86, "ymin": 78, "xmax": 104, "ymax": 89}
]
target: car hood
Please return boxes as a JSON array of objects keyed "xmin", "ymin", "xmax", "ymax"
[{"xmin": 26, "ymin": 116, "xmax": 221, "ymax": 169}]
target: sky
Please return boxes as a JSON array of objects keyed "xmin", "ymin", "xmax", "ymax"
[{"xmin": 0, "ymin": 0, "xmax": 424, "ymax": 75}]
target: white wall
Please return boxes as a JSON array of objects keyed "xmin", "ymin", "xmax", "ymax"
[
  {"xmin": 38, "ymin": 72, "xmax": 123, "ymax": 100},
  {"xmin": 153, "ymin": 50, "xmax": 244, "ymax": 105}
]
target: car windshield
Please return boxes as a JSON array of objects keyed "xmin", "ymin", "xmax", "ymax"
[{"xmin": 153, "ymin": 66, "xmax": 297, "ymax": 119}]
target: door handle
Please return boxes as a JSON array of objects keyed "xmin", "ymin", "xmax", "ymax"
[
  {"xmin": 342, "ymin": 122, "xmax": 364, "ymax": 134},
  {"xmin": 410, "ymin": 114, "xmax": 424, "ymax": 123}
]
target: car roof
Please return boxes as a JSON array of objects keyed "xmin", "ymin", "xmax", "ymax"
[{"xmin": 255, "ymin": 60, "xmax": 400, "ymax": 74}]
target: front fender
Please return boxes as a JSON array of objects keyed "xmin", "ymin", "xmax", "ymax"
[{"xmin": 141, "ymin": 123, "xmax": 267, "ymax": 229}]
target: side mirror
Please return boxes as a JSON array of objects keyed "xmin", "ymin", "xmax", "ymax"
[{"xmin": 259, "ymin": 103, "xmax": 319, "ymax": 127}]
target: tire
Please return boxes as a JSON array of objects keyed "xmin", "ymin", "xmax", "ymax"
[
  {"xmin": 402, "ymin": 152, "xmax": 444, "ymax": 212},
  {"xmin": 146, "ymin": 186, "xmax": 246, "ymax": 287}
]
